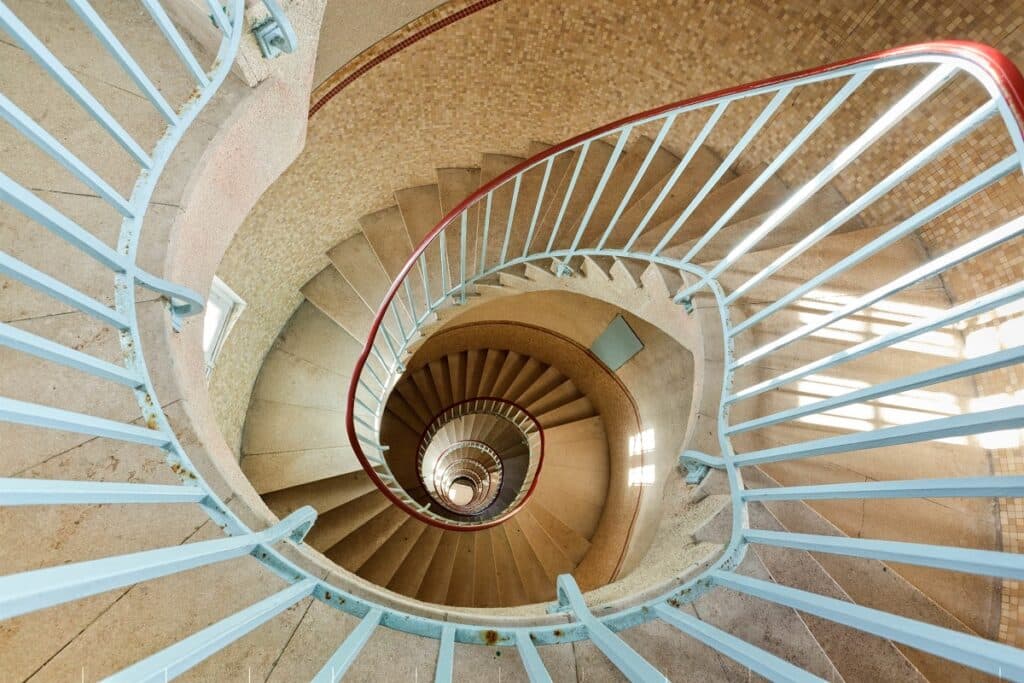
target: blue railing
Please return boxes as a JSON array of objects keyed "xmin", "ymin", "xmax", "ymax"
[
  {"xmin": 1, "ymin": 3, "xmax": 1024, "ymax": 678},
  {"xmin": 345, "ymin": 41, "xmax": 1024, "ymax": 680}
]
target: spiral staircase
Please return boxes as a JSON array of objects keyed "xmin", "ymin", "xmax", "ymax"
[{"xmin": 3, "ymin": 1, "xmax": 1024, "ymax": 681}]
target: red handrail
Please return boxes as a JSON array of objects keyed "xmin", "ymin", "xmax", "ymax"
[{"xmin": 345, "ymin": 41, "xmax": 1024, "ymax": 530}]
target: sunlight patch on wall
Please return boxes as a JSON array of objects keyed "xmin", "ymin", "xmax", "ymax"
[
  {"xmin": 628, "ymin": 428, "xmax": 656, "ymax": 486},
  {"xmin": 795, "ymin": 289, "xmax": 959, "ymax": 357}
]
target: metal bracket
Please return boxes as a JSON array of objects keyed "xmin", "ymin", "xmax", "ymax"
[
  {"xmin": 253, "ymin": 0, "xmax": 297, "ymax": 59},
  {"xmin": 679, "ymin": 450, "xmax": 724, "ymax": 485},
  {"xmin": 554, "ymin": 259, "xmax": 574, "ymax": 277}
]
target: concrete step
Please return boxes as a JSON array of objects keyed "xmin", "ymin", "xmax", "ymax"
[
  {"xmin": 502, "ymin": 517, "xmax": 558, "ymax": 603},
  {"xmin": 270, "ymin": 301, "xmax": 364, "ymax": 379},
  {"xmin": 241, "ymin": 399, "xmax": 348, "ymax": 455},
  {"xmin": 416, "ymin": 531, "xmax": 461, "ymax": 604},
  {"xmin": 262, "ymin": 469, "xmax": 377, "ymax": 518},
  {"xmin": 690, "ymin": 549, "xmax": 842, "ymax": 681},
  {"xmin": 301, "ymin": 264, "xmax": 375, "ymax": 343},
  {"xmin": 250, "ymin": 346, "xmax": 346, "ymax": 411},
  {"xmin": 580, "ymin": 134, "xmax": 684, "ymax": 247},
  {"xmin": 514, "ymin": 366, "xmax": 567, "ymax": 407},
  {"xmin": 360, "ymin": 204, "xmax": 426, "ymax": 313},
  {"xmin": 541, "ymin": 139, "xmax": 616, "ymax": 252},
  {"xmin": 447, "ymin": 349, "xmax": 468, "ymax": 403},
  {"xmin": 748, "ymin": 499, "xmax": 927, "ymax": 683},
  {"xmin": 526, "ymin": 377, "xmax": 583, "ymax": 416},
  {"xmin": 534, "ymin": 394, "xmax": 596, "ymax": 428},
  {"xmin": 427, "ymin": 356, "xmax": 455, "ymax": 406},
  {"xmin": 241, "ymin": 433, "xmax": 361, "ymax": 493},
  {"xmin": 395, "ymin": 184, "xmax": 449, "ymax": 306},
  {"xmin": 387, "ymin": 525, "xmax": 445, "ymax": 597},
  {"xmin": 473, "ymin": 529, "xmax": 501, "ymax": 607},
  {"xmin": 476, "ymin": 348, "xmax": 507, "ymax": 396},
  {"xmin": 489, "ymin": 524, "xmax": 530, "ymax": 606},
  {"xmin": 601, "ymin": 145, "xmax": 726, "ymax": 249},
  {"xmin": 437, "ymin": 166, "xmax": 483, "ymax": 281},
  {"xmin": 328, "ymin": 231, "xmax": 412, "ymax": 339},
  {"xmin": 445, "ymin": 532, "xmax": 478, "ymax": 605},
  {"xmin": 526, "ymin": 500, "xmax": 591, "ymax": 565},
  {"xmin": 636, "ymin": 162, "xmax": 790, "ymax": 254},
  {"xmin": 304, "ymin": 489, "xmax": 392, "ymax": 552},
  {"xmin": 743, "ymin": 465, "xmax": 991, "ymax": 680},
  {"xmin": 327, "ymin": 503, "xmax": 410, "ymax": 572},
  {"xmin": 357, "ymin": 516, "xmax": 430, "ymax": 586},
  {"xmin": 514, "ymin": 506, "xmax": 577, "ymax": 582}
]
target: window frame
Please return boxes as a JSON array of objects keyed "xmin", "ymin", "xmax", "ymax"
[{"xmin": 203, "ymin": 276, "xmax": 246, "ymax": 379}]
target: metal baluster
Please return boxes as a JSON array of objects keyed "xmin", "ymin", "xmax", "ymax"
[
  {"xmin": 107, "ymin": 579, "xmax": 317, "ymax": 683},
  {"xmin": 555, "ymin": 575, "xmax": 663, "ymax": 682},
  {"xmin": 744, "ymin": 529, "xmax": 1024, "ymax": 579},
  {"xmin": 0, "ymin": 478, "xmax": 208, "ymax": 506},
  {"xmin": 652, "ymin": 86, "xmax": 793, "ymax": 256},
  {"xmin": 741, "ymin": 476, "xmax": 1024, "ymax": 502},
  {"xmin": 622, "ymin": 102, "xmax": 728, "ymax": 251},
  {"xmin": 66, "ymin": 0, "xmax": 178, "ymax": 124},
  {"xmin": 435, "ymin": 625, "xmax": 455, "ymax": 682},
  {"xmin": 596, "ymin": 113, "xmax": 677, "ymax": 250},
  {"xmin": 729, "ymin": 278, "xmax": 1024, "ymax": 404},
  {"xmin": 653, "ymin": 603, "xmax": 823, "ymax": 682},
  {"xmin": 546, "ymin": 142, "xmax": 591, "ymax": 255},
  {"xmin": 312, "ymin": 608, "xmax": 383, "ymax": 682},
  {"xmin": 734, "ymin": 213, "xmax": 1024, "ymax": 368},
  {"xmin": 679, "ymin": 66, "xmax": 955, "ymax": 295},
  {"xmin": 730, "ymin": 155, "xmax": 1017, "ymax": 339},
  {"xmin": 562, "ymin": 126, "xmax": 632, "ymax": 270},
  {"xmin": 725, "ymin": 99, "xmax": 999, "ymax": 305},
  {"xmin": 0, "ymin": 93, "xmax": 134, "ymax": 215},
  {"xmin": 711, "ymin": 571, "xmax": 1024, "ymax": 680},
  {"xmin": 0, "ymin": 3, "xmax": 151, "ymax": 166},
  {"xmin": 0, "ymin": 507, "xmax": 315, "ymax": 620},
  {"xmin": 139, "ymin": 0, "xmax": 211, "ymax": 87},
  {"xmin": 499, "ymin": 175, "xmax": 522, "ymax": 265},
  {"xmin": 522, "ymin": 157, "xmax": 555, "ymax": 257}
]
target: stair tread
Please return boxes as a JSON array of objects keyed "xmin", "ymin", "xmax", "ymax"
[
  {"xmin": 387, "ymin": 525, "xmax": 445, "ymax": 597},
  {"xmin": 525, "ymin": 499, "xmax": 592, "ymax": 562},
  {"xmin": 357, "ymin": 517, "xmax": 429, "ymax": 586},
  {"xmin": 262, "ymin": 470, "xmax": 375, "ymax": 517},
  {"xmin": 501, "ymin": 518, "xmax": 558, "ymax": 603},
  {"xmin": 395, "ymin": 184, "xmax": 449, "ymax": 306},
  {"xmin": 436, "ymin": 167, "xmax": 482, "ymax": 284},
  {"xmin": 360, "ymin": 204, "xmax": 426, "ymax": 312},
  {"xmin": 445, "ymin": 532, "xmax": 478, "ymax": 605},
  {"xmin": 241, "ymin": 400, "xmax": 347, "ymax": 457},
  {"xmin": 416, "ymin": 532, "xmax": 461, "ymax": 604},
  {"xmin": 472, "ymin": 529, "xmax": 500, "ymax": 607},
  {"xmin": 300, "ymin": 265, "xmax": 374, "ymax": 342},
  {"xmin": 513, "ymin": 506, "xmax": 577, "ymax": 580},
  {"xmin": 328, "ymin": 503, "xmax": 410, "ymax": 572},
  {"xmin": 305, "ymin": 489, "xmax": 391, "ymax": 551},
  {"xmin": 489, "ymin": 525, "xmax": 529, "ymax": 606},
  {"xmin": 272, "ymin": 302, "xmax": 363, "ymax": 377},
  {"xmin": 603, "ymin": 144, "xmax": 726, "ymax": 248}
]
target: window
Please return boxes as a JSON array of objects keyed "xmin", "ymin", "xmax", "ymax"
[{"xmin": 203, "ymin": 276, "xmax": 246, "ymax": 378}]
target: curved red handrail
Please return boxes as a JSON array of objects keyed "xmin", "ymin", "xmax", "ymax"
[{"xmin": 345, "ymin": 41, "xmax": 1024, "ymax": 530}]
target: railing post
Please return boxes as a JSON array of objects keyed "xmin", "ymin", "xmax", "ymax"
[{"xmin": 555, "ymin": 575, "xmax": 664, "ymax": 682}]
